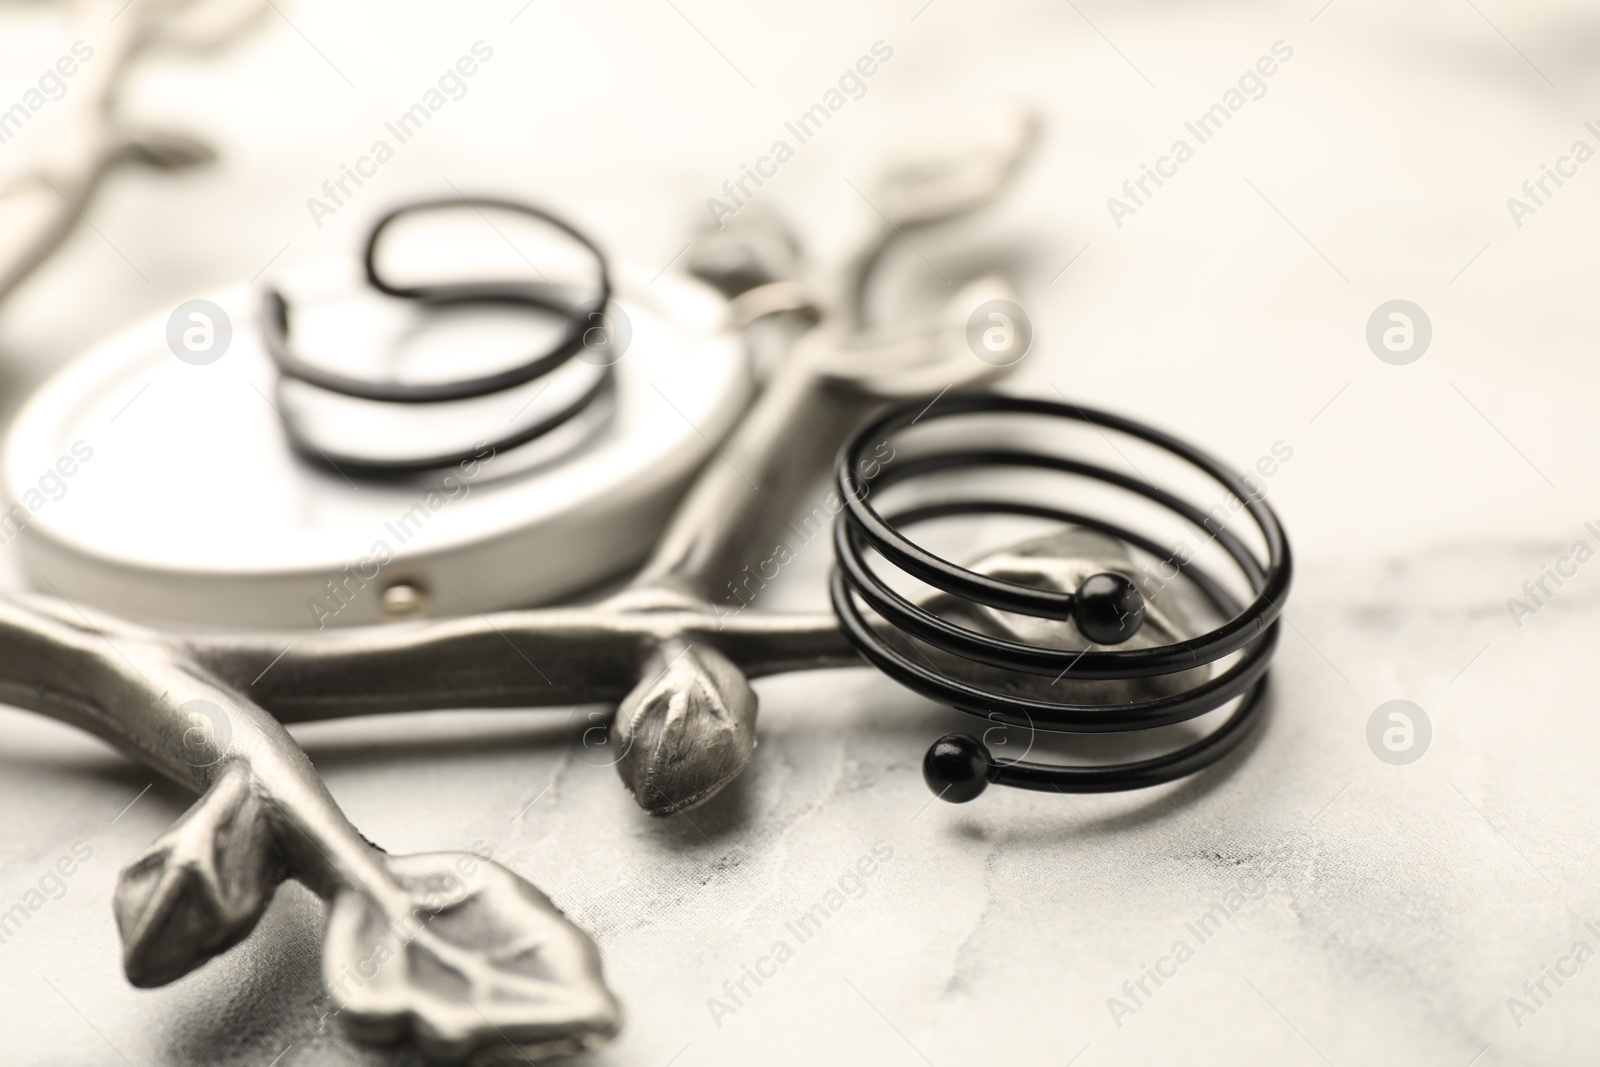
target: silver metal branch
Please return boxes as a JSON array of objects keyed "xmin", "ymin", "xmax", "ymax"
[
  {"xmin": 188, "ymin": 113, "xmax": 1047, "ymax": 818},
  {"xmin": 193, "ymin": 112, "xmax": 1047, "ymax": 818},
  {"xmin": 0, "ymin": 105, "xmax": 1042, "ymax": 1060},
  {"xmin": 0, "ymin": 0, "xmax": 270, "ymax": 304},
  {"xmin": 0, "ymin": 592, "xmax": 620, "ymax": 1061}
]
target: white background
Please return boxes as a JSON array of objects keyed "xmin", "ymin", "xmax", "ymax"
[{"xmin": 0, "ymin": 1, "xmax": 1597, "ymax": 1064}]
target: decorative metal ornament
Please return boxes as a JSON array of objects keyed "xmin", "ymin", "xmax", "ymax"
[
  {"xmin": 0, "ymin": 112, "xmax": 1050, "ymax": 1061},
  {"xmin": 0, "ymin": 592, "xmax": 621, "ymax": 1060},
  {"xmin": 0, "ymin": 106, "xmax": 1293, "ymax": 1062}
]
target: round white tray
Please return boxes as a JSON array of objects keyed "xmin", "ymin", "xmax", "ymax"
[{"xmin": 1, "ymin": 262, "xmax": 748, "ymax": 628}]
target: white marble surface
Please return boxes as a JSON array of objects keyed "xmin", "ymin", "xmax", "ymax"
[{"xmin": 2, "ymin": 1, "xmax": 1599, "ymax": 1064}]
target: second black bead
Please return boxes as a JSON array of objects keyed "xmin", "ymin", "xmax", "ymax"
[
  {"xmin": 923, "ymin": 733, "xmax": 992, "ymax": 803},
  {"xmin": 1072, "ymin": 571, "xmax": 1145, "ymax": 644}
]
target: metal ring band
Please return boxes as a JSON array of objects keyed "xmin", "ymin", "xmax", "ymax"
[
  {"xmin": 257, "ymin": 197, "xmax": 615, "ymax": 477},
  {"xmin": 829, "ymin": 393, "xmax": 1292, "ymax": 797}
]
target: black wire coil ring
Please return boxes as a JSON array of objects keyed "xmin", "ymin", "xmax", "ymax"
[
  {"xmin": 829, "ymin": 394, "xmax": 1292, "ymax": 801},
  {"xmin": 261, "ymin": 197, "xmax": 614, "ymax": 475}
]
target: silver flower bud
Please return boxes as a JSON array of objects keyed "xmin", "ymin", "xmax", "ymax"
[{"xmin": 612, "ymin": 641, "xmax": 758, "ymax": 817}]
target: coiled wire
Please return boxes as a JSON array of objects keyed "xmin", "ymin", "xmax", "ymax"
[
  {"xmin": 261, "ymin": 197, "xmax": 613, "ymax": 476},
  {"xmin": 830, "ymin": 394, "xmax": 1292, "ymax": 799}
]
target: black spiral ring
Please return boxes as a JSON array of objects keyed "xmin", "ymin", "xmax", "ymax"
[
  {"xmin": 829, "ymin": 394, "xmax": 1292, "ymax": 801},
  {"xmin": 261, "ymin": 197, "xmax": 613, "ymax": 475}
]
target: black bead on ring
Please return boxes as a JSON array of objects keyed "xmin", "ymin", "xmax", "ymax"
[
  {"xmin": 829, "ymin": 394, "xmax": 1292, "ymax": 801},
  {"xmin": 260, "ymin": 196, "xmax": 614, "ymax": 475}
]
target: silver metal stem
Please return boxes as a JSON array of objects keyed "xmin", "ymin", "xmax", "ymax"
[
  {"xmin": 191, "ymin": 606, "xmax": 856, "ymax": 723},
  {"xmin": 0, "ymin": 105, "xmax": 1041, "ymax": 1059},
  {"xmin": 0, "ymin": 0, "xmax": 268, "ymax": 303},
  {"xmin": 630, "ymin": 340, "xmax": 873, "ymax": 603}
]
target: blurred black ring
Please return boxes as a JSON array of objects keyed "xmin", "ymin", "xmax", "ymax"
[
  {"xmin": 259, "ymin": 197, "xmax": 616, "ymax": 477},
  {"xmin": 262, "ymin": 197, "xmax": 611, "ymax": 404}
]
